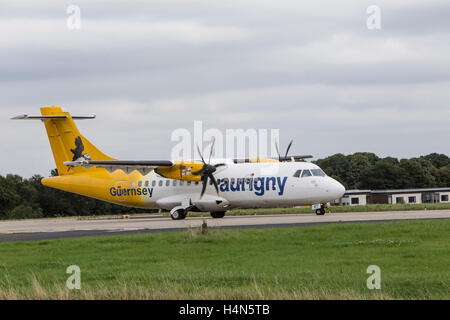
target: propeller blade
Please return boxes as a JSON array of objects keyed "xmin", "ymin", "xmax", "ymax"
[
  {"xmin": 200, "ymin": 175, "xmax": 208, "ymax": 199},
  {"xmin": 275, "ymin": 141, "xmax": 281, "ymax": 162},
  {"xmin": 284, "ymin": 140, "xmax": 294, "ymax": 160},
  {"xmin": 209, "ymin": 173, "xmax": 220, "ymax": 195},
  {"xmin": 214, "ymin": 163, "xmax": 226, "ymax": 168},
  {"xmin": 196, "ymin": 144, "xmax": 206, "ymax": 164},
  {"xmin": 208, "ymin": 138, "xmax": 216, "ymax": 164}
]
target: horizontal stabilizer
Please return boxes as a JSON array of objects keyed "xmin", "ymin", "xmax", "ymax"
[{"xmin": 11, "ymin": 115, "xmax": 96, "ymax": 121}]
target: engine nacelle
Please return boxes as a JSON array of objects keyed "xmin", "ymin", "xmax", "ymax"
[{"xmin": 155, "ymin": 160, "xmax": 204, "ymax": 181}]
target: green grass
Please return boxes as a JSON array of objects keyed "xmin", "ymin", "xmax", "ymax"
[{"xmin": 0, "ymin": 219, "xmax": 449, "ymax": 299}]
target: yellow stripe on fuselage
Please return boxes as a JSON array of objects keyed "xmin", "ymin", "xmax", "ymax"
[{"xmin": 41, "ymin": 170, "xmax": 151, "ymax": 208}]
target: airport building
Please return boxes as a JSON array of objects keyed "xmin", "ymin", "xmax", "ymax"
[{"xmin": 334, "ymin": 187, "xmax": 450, "ymax": 206}]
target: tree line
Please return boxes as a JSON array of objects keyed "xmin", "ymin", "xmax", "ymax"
[
  {"xmin": 0, "ymin": 153, "xmax": 449, "ymax": 220},
  {"xmin": 314, "ymin": 152, "xmax": 450, "ymax": 190},
  {"xmin": 0, "ymin": 172, "xmax": 150, "ymax": 220}
]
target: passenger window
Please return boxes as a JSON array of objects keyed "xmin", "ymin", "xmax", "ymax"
[
  {"xmin": 152, "ymin": 180, "xmax": 156, "ymax": 187},
  {"xmin": 231, "ymin": 178, "xmax": 235, "ymax": 185},
  {"xmin": 145, "ymin": 181, "xmax": 149, "ymax": 187},
  {"xmin": 158, "ymin": 180, "xmax": 163, "ymax": 187},
  {"xmin": 311, "ymin": 169, "xmax": 326, "ymax": 177},
  {"xmin": 195, "ymin": 181, "xmax": 199, "ymax": 185},
  {"xmin": 180, "ymin": 180, "xmax": 184, "ymax": 186},
  {"xmin": 173, "ymin": 180, "xmax": 177, "ymax": 186},
  {"xmin": 293, "ymin": 170, "xmax": 302, "ymax": 178},
  {"xmin": 187, "ymin": 181, "xmax": 192, "ymax": 186},
  {"xmin": 166, "ymin": 180, "xmax": 170, "ymax": 187},
  {"xmin": 138, "ymin": 181, "xmax": 142, "ymax": 187},
  {"xmin": 223, "ymin": 178, "xmax": 229, "ymax": 185},
  {"xmin": 301, "ymin": 170, "xmax": 312, "ymax": 177}
]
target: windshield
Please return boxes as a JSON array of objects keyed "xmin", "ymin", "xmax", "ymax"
[
  {"xmin": 301, "ymin": 170, "xmax": 312, "ymax": 177},
  {"xmin": 311, "ymin": 169, "xmax": 326, "ymax": 177},
  {"xmin": 293, "ymin": 170, "xmax": 302, "ymax": 177}
]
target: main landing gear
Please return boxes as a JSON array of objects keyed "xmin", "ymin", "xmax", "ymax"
[
  {"xmin": 170, "ymin": 208, "xmax": 187, "ymax": 220},
  {"xmin": 170, "ymin": 209, "xmax": 226, "ymax": 220},
  {"xmin": 210, "ymin": 211, "xmax": 226, "ymax": 219},
  {"xmin": 315, "ymin": 204, "xmax": 326, "ymax": 216}
]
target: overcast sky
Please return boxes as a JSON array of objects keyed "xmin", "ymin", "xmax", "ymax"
[{"xmin": 1, "ymin": 0, "xmax": 449, "ymax": 177}]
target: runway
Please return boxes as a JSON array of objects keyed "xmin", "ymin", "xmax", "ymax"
[{"xmin": 1, "ymin": 209, "xmax": 449, "ymax": 242}]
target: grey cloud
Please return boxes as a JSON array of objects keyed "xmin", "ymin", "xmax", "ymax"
[{"xmin": 0, "ymin": 0, "xmax": 449, "ymax": 177}]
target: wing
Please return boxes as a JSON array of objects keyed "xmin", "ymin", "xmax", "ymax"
[
  {"xmin": 63, "ymin": 159, "xmax": 174, "ymax": 175},
  {"xmin": 232, "ymin": 155, "xmax": 313, "ymax": 163}
]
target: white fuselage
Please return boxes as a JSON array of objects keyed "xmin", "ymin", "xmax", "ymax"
[{"xmin": 126, "ymin": 160, "xmax": 345, "ymax": 212}]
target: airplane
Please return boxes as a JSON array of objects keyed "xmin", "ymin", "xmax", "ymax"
[{"xmin": 12, "ymin": 106, "xmax": 345, "ymax": 220}]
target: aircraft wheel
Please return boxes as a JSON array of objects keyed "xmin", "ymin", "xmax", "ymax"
[
  {"xmin": 210, "ymin": 211, "xmax": 226, "ymax": 219},
  {"xmin": 315, "ymin": 208, "xmax": 325, "ymax": 215},
  {"xmin": 171, "ymin": 209, "xmax": 187, "ymax": 220}
]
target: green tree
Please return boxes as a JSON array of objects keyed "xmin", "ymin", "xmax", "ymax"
[
  {"xmin": 358, "ymin": 158, "xmax": 408, "ymax": 189},
  {"xmin": 0, "ymin": 175, "xmax": 21, "ymax": 219},
  {"xmin": 399, "ymin": 158, "xmax": 436, "ymax": 188},
  {"xmin": 8, "ymin": 204, "xmax": 43, "ymax": 220},
  {"xmin": 421, "ymin": 153, "xmax": 450, "ymax": 169},
  {"xmin": 434, "ymin": 165, "xmax": 450, "ymax": 187},
  {"xmin": 347, "ymin": 153, "xmax": 378, "ymax": 189}
]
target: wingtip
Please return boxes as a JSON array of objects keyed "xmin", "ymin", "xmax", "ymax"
[{"xmin": 10, "ymin": 115, "xmax": 27, "ymax": 120}]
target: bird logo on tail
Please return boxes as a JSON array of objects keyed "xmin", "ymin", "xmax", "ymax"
[{"xmin": 70, "ymin": 136, "xmax": 91, "ymax": 161}]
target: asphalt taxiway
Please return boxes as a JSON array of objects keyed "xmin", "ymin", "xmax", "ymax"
[{"xmin": 1, "ymin": 210, "xmax": 449, "ymax": 242}]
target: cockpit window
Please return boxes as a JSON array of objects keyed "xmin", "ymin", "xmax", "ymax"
[
  {"xmin": 301, "ymin": 169, "xmax": 312, "ymax": 177},
  {"xmin": 293, "ymin": 170, "xmax": 302, "ymax": 178},
  {"xmin": 311, "ymin": 169, "xmax": 326, "ymax": 177}
]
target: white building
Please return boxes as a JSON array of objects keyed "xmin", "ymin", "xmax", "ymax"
[{"xmin": 333, "ymin": 188, "xmax": 450, "ymax": 206}]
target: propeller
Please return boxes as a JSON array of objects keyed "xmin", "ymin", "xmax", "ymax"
[
  {"xmin": 192, "ymin": 138, "xmax": 225, "ymax": 199},
  {"xmin": 275, "ymin": 139, "xmax": 294, "ymax": 162}
]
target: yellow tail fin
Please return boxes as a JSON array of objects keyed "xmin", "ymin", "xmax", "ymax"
[{"xmin": 40, "ymin": 106, "xmax": 114, "ymax": 175}]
